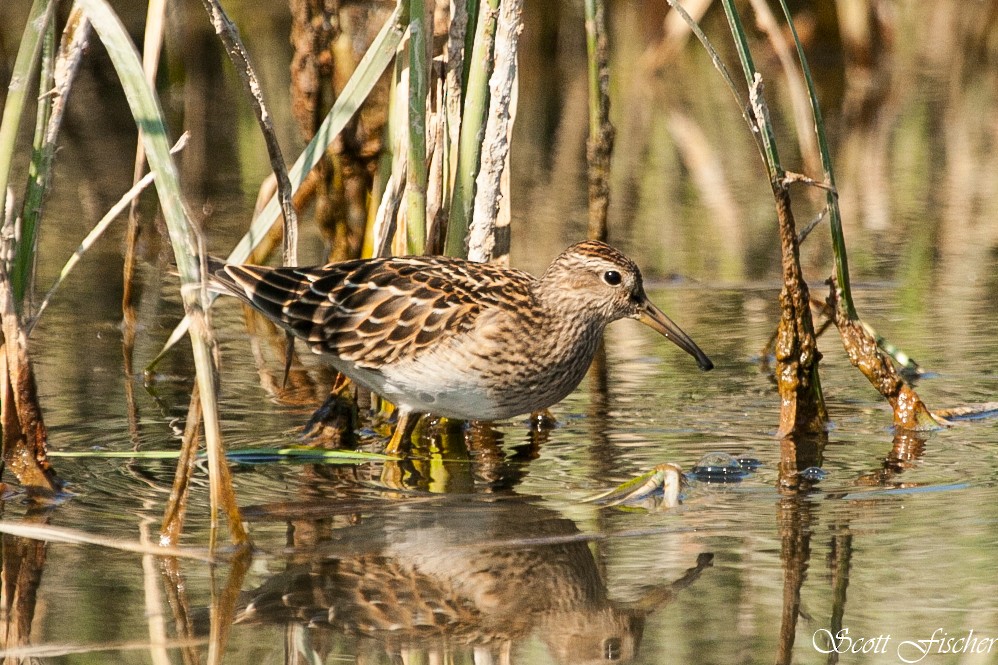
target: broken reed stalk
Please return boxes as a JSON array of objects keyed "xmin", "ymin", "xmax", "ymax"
[
  {"xmin": 770, "ymin": 173, "xmax": 827, "ymax": 437},
  {"xmin": 0, "ymin": 262, "xmax": 60, "ymax": 495},
  {"xmin": 160, "ymin": 386, "xmax": 203, "ymax": 546},
  {"xmin": 122, "ymin": 0, "xmax": 167, "ymax": 333},
  {"xmin": 201, "ymin": 0, "xmax": 299, "ymax": 268},
  {"xmin": 584, "ymin": 0, "xmax": 614, "ymax": 242},
  {"xmin": 721, "ymin": 0, "xmax": 827, "ymax": 436},
  {"xmin": 773, "ymin": 0, "xmax": 937, "ymax": 429},
  {"xmin": 466, "ymin": 0, "xmax": 523, "ymax": 264}
]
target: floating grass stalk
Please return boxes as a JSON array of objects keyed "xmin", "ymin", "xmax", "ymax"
[
  {"xmin": 445, "ymin": 0, "xmax": 499, "ymax": 258},
  {"xmin": 0, "ymin": 521, "xmax": 215, "ymax": 563}
]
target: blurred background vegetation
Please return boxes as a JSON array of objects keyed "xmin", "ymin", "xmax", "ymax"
[{"xmin": 3, "ymin": 0, "xmax": 995, "ymax": 289}]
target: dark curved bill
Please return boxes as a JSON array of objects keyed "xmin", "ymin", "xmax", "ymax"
[{"xmin": 636, "ymin": 301, "xmax": 714, "ymax": 371}]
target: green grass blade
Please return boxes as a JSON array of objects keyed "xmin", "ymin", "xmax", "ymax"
[
  {"xmin": 0, "ymin": 0, "xmax": 57, "ymax": 279},
  {"xmin": 406, "ymin": 0, "xmax": 428, "ymax": 253},
  {"xmin": 15, "ymin": 17, "xmax": 55, "ymax": 310},
  {"xmin": 776, "ymin": 0, "xmax": 855, "ymax": 318},
  {"xmin": 78, "ymin": 0, "xmax": 242, "ymax": 543},
  {"xmin": 49, "ymin": 447, "xmax": 396, "ymax": 463},
  {"xmin": 719, "ymin": 0, "xmax": 782, "ymax": 178},
  {"xmin": 662, "ymin": 0, "xmax": 760, "ymax": 161},
  {"xmin": 460, "ymin": 0, "xmax": 481, "ymax": 100},
  {"xmin": 445, "ymin": 0, "xmax": 499, "ymax": 257},
  {"xmin": 19, "ymin": 8, "xmax": 92, "ymax": 319}
]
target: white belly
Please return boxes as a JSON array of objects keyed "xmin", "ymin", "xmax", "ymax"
[{"xmin": 325, "ymin": 350, "xmax": 509, "ymax": 420}]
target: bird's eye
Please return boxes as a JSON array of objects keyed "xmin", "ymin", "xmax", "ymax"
[{"xmin": 602, "ymin": 270, "xmax": 622, "ymax": 286}]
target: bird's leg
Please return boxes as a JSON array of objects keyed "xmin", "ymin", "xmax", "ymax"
[
  {"xmin": 384, "ymin": 408, "xmax": 420, "ymax": 456},
  {"xmin": 299, "ymin": 373, "xmax": 357, "ymax": 444}
]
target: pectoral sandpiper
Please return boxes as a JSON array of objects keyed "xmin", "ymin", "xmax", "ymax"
[{"xmin": 213, "ymin": 240, "xmax": 712, "ymax": 453}]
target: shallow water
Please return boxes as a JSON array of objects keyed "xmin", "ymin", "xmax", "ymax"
[
  {"xmin": 3, "ymin": 1, "xmax": 998, "ymax": 663},
  {"xmin": 3, "ymin": 275, "xmax": 996, "ymax": 664}
]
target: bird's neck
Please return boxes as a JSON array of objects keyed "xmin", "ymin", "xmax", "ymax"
[{"xmin": 531, "ymin": 293, "xmax": 608, "ymax": 364}]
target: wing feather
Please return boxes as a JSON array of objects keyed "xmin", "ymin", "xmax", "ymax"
[{"xmin": 217, "ymin": 256, "xmax": 536, "ymax": 368}]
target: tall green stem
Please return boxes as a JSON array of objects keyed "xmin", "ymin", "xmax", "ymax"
[
  {"xmin": 406, "ymin": 0, "xmax": 428, "ymax": 253},
  {"xmin": 720, "ymin": 0, "xmax": 782, "ymax": 179},
  {"xmin": 0, "ymin": 0, "xmax": 57, "ymax": 296},
  {"xmin": 460, "ymin": 0, "xmax": 481, "ymax": 101},
  {"xmin": 776, "ymin": 0, "xmax": 855, "ymax": 319},
  {"xmin": 14, "ymin": 19, "xmax": 56, "ymax": 310},
  {"xmin": 445, "ymin": 0, "xmax": 499, "ymax": 257}
]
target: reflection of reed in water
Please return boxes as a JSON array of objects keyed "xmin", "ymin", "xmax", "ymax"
[{"xmin": 236, "ymin": 498, "xmax": 712, "ymax": 664}]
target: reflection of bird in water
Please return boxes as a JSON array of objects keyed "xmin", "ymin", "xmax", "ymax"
[{"xmin": 236, "ymin": 497, "xmax": 713, "ymax": 664}]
